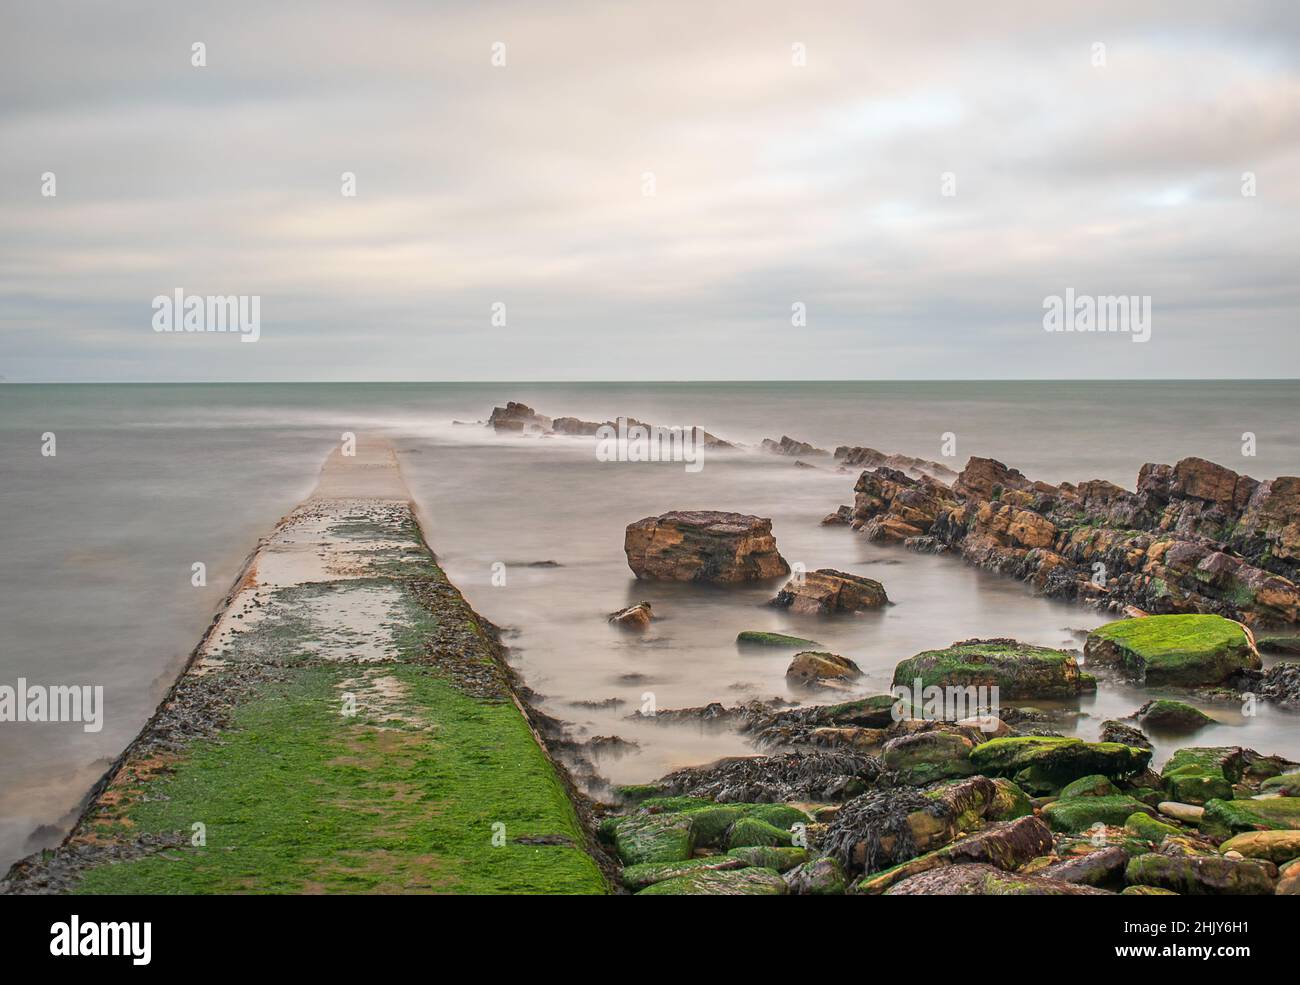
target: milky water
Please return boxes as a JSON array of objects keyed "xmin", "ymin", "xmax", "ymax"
[{"xmin": 2, "ymin": 381, "xmax": 1299, "ymax": 871}]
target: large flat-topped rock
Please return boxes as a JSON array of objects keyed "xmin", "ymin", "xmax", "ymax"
[{"xmin": 625, "ymin": 510, "xmax": 789, "ymax": 583}]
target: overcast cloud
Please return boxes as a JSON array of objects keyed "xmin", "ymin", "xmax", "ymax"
[{"xmin": 1, "ymin": 1, "xmax": 1298, "ymax": 381}]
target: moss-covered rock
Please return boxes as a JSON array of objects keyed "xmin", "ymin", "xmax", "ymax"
[
  {"xmin": 607, "ymin": 812, "xmax": 696, "ymax": 866},
  {"xmin": 987, "ymin": 778, "xmax": 1034, "ymax": 821},
  {"xmin": 737, "ymin": 630, "xmax": 820, "ymax": 648},
  {"xmin": 1219, "ymin": 830, "xmax": 1300, "ymax": 863},
  {"xmin": 1160, "ymin": 747, "xmax": 1243, "ymax": 805},
  {"xmin": 885, "ymin": 862, "xmax": 1110, "ymax": 895},
  {"xmin": 968, "ymin": 736, "xmax": 1151, "ymax": 793},
  {"xmin": 891, "ymin": 639, "xmax": 1095, "ymax": 700},
  {"xmin": 1260, "ymin": 771, "xmax": 1300, "ymax": 797},
  {"xmin": 881, "ymin": 730, "xmax": 975, "ymax": 784},
  {"xmin": 1125, "ymin": 811, "xmax": 1182, "ymax": 842},
  {"xmin": 806, "ymin": 693, "xmax": 902, "ymax": 728},
  {"xmin": 620, "ymin": 855, "xmax": 746, "ymax": 890},
  {"xmin": 1059, "ymin": 774, "xmax": 1121, "ymax": 799},
  {"xmin": 636, "ymin": 866, "xmax": 788, "ymax": 895},
  {"xmin": 1200, "ymin": 796, "xmax": 1300, "ymax": 838},
  {"xmin": 1084, "ymin": 614, "xmax": 1261, "ymax": 686},
  {"xmin": 1124, "ymin": 852, "xmax": 1275, "ymax": 895},
  {"xmin": 782, "ymin": 856, "xmax": 848, "ymax": 895},
  {"xmin": 726, "ymin": 816, "xmax": 793, "ymax": 849},
  {"xmin": 725, "ymin": 846, "xmax": 807, "ymax": 871},
  {"xmin": 1134, "ymin": 699, "xmax": 1214, "ymax": 733},
  {"xmin": 1122, "ymin": 885, "xmax": 1179, "ymax": 895},
  {"xmin": 1042, "ymin": 795, "xmax": 1157, "ymax": 833}
]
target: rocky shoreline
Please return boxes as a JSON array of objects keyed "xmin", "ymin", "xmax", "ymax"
[{"xmin": 481, "ymin": 401, "xmax": 1300, "ymax": 895}]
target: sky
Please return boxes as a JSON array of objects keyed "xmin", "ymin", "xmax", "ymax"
[{"xmin": 1, "ymin": 1, "xmax": 1298, "ymax": 382}]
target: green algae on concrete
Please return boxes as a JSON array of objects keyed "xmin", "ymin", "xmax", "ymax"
[{"xmin": 1083, "ymin": 614, "xmax": 1260, "ymax": 686}]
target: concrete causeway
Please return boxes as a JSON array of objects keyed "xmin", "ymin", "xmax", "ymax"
[{"xmin": 3, "ymin": 435, "xmax": 608, "ymax": 894}]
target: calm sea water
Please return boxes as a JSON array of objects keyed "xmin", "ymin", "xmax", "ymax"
[{"xmin": 2, "ymin": 381, "xmax": 1298, "ymax": 871}]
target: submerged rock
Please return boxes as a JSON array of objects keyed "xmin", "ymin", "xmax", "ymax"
[
  {"xmin": 891, "ymin": 638, "xmax": 1095, "ymax": 700},
  {"xmin": 1099, "ymin": 719, "xmax": 1153, "ymax": 750},
  {"xmin": 624, "ymin": 511, "xmax": 789, "ymax": 583},
  {"xmin": 785, "ymin": 651, "xmax": 863, "ymax": 689},
  {"xmin": 608, "ymin": 601, "xmax": 653, "ymax": 630},
  {"xmin": 769, "ymin": 568, "xmax": 889, "ymax": 615},
  {"xmin": 736, "ymin": 630, "xmax": 820, "ymax": 648},
  {"xmin": 1134, "ymin": 698, "xmax": 1214, "ymax": 733},
  {"xmin": 1084, "ymin": 614, "xmax": 1261, "ymax": 686}
]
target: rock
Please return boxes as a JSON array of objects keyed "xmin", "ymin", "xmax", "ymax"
[
  {"xmin": 1122, "ymin": 885, "xmax": 1179, "ymax": 895},
  {"xmin": 636, "ymin": 866, "xmax": 788, "ymax": 895},
  {"xmin": 1256, "ymin": 636, "xmax": 1300, "ymax": 656},
  {"xmin": 1124, "ymin": 853, "xmax": 1275, "ymax": 895},
  {"xmin": 652, "ymin": 750, "xmax": 879, "ymax": 804},
  {"xmin": 1219, "ymin": 830, "xmax": 1300, "ymax": 863},
  {"xmin": 880, "ymin": 731, "xmax": 976, "ymax": 785},
  {"xmin": 488, "ymin": 401, "xmax": 551, "ymax": 432},
  {"xmin": 725, "ymin": 846, "xmax": 807, "ymax": 872},
  {"xmin": 736, "ymin": 630, "xmax": 820, "ymax": 648},
  {"xmin": 823, "ymin": 778, "xmax": 998, "ymax": 876},
  {"xmin": 783, "ymin": 856, "xmax": 848, "ymax": 895},
  {"xmin": 988, "ymin": 778, "xmax": 1035, "ymax": 821},
  {"xmin": 853, "ymin": 815, "xmax": 1054, "ymax": 894},
  {"xmin": 885, "ymin": 862, "xmax": 1110, "ymax": 895},
  {"xmin": 607, "ymin": 601, "xmax": 652, "ymax": 630},
  {"xmin": 1083, "ymin": 614, "xmax": 1261, "ymax": 686},
  {"xmin": 1278, "ymin": 858, "xmax": 1300, "ymax": 894},
  {"xmin": 1059, "ymin": 774, "xmax": 1121, "ymax": 799},
  {"xmin": 1042, "ymin": 795, "xmax": 1158, "ymax": 833},
  {"xmin": 1125, "ymin": 811, "xmax": 1182, "ymax": 843},
  {"xmin": 968, "ymin": 736, "xmax": 1151, "ymax": 793},
  {"xmin": 821, "ymin": 506, "xmax": 854, "ymax": 526},
  {"xmin": 620, "ymin": 855, "xmax": 746, "ymax": 890},
  {"xmin": 1200, "ymin": 797, "xmax": 1300, "ymax": 838},
  {"xmin": 785, "ymin": 651, "xmax": 863, "ymax": 689},
  {"xmin": 726, "ymin": 817, "xmax": 793, "ymax": 849},
  {"xmin": 604, "ymin": 812, "xmax": 695, "ymax": 866},
  {"xmin": 624, "ymin": 511, "xmax": 789, "ymax": 583},
  {"xmin": 891, "ymin": 638, "xmax": 1095, "ymax": 701},
  {"xmin": 769, "ymin": 568, "xmax": 888, "ymax": 615},
  {"xmin": 1133, "ymin": 699, "xmax": 1214, "ymax": 733},
  {"xmin": 1039, "ymin": 846, "xmax": 1130, "ymax": 886},
  {"xmin": 1260, "ymin": 771, "xmax": 1300, "ymax": 796},
  {"xmin": 1160, "ymin": 747, "xmax": 1244, "ymax": 805},
  {"xmin": 762, "ymin": 435, "xmax": 830, "ymax": 457},
  {"xmin": 1157, "ymin": 801, "xmax": 1205, "ymax": 824},
  {"xmin": 1099, "ymin": 720, "xmax": 1152, "ymax": 750}
]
